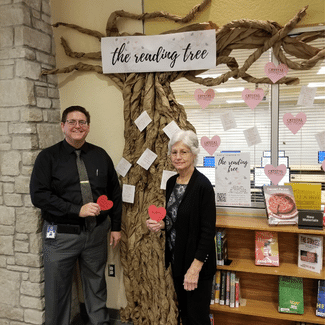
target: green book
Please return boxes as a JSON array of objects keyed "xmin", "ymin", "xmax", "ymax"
[{"xmin": 278, "ymin": 276, "xmax": 304, "ymax": 314}]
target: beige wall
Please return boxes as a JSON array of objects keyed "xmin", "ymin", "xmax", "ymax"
[
  {"xmin": 144, "ymin": 0, "xmax": 325, "ymax": 35},
  {"xmin": 50, "ymin": 0, "xmax": 324, "ymax": 310}
]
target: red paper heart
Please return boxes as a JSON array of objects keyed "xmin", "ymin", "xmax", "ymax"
[
  {"xmin": 148, "ymin": 205, "xmax": 166, "ymax": 222},
  {"xmin": 97, "ymin": 195, "xmax": 113, "ymax": 211}
]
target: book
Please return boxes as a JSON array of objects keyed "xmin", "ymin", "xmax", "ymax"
[
  {"xmin": 210, "ymin": 274, "xmax": 216, "ymax": 305},
  {"xmin": 278, "ymin": 276, "xmax": 304, "ymax": 314},
  {"xmin": 316, "ymin": 279, "xmax": 325, "ymax": 318},
  {"xmin": 235, "ymin": 277, "xmax": 240, "ymax": 308},
  {"xmin": 225, "ymin": 271, "xmax": 230, "ymax": 305},
  {"xmin": 216, "ymin": 229, "xmax": 227, "ymax": 265},
  {"xmin": 255, "ymin": 231, "xmax": 279, "ymax": 266},
  {"xmin": 263, "ymin": 185, "xmax": 298, "ymax": 225},
  {"xmin": 209, "ymin": 314, "xmax": 214, "ymax": 325},
  {"xmin": 219, "ymin": 271, "xmax": 226, "ymax": 305},
  {"xmin": 288, "ymin": 182, "xmax": 322, "ymax": 210},
  {"xmin": 229, "ymin": 272, "xmax": 236, "ymax": 308},
  {"xmin": 214, "ymin": 270, "xmax": 221, "ymax": 304},
  {"xmin": 298, "ymin": 234, "xmax": 323, "ymax": 274}
]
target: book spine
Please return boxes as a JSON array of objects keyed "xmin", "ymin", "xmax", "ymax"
[
  {"xmin": 225, "ymin": 271, "xmax": 230, "ymax": 306},
  {"xmin": 216, "ymin": 230, "xmax": 222, "ymax": 266},
  {"xmin": 210, "ymin": 274, "xmax": 216, "ymax": 305},
  {"xmin": 214, "ymin": 270, "xmax": 221, "ymax": 304},
  {"xmin": 316, "ymin": 279, "xmax": 325, "ymax": 317},
  {"xmin": 219, "ymin": 271, "xmax": 226, "ymax": 305},
  {"xmin": 235, "ymin": 277, "xmax": 240, "ymax": 308},
  {"xmin": 229, "ymin": 272, "xmax": 236, "ymax": 308}
]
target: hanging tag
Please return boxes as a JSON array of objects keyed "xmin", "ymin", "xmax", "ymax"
[{"xmin": 46, "ymin": 225, "xmax": 57, "ymax": 239}]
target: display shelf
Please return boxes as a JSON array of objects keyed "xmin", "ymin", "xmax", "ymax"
[
  {"xmin": 212, "ymin": 214, "xmax": 324, "ymax": 325},
  {"xmin": 218, "ymin": 258, "xmax": 325, "ymax": 280},
  {"xmin": 210, "ymin": 299, "xmax": 323, "ymax": 324},
  {"xmin": 216, "ymin": 214, "xmax": 325, "ymax": 235}
]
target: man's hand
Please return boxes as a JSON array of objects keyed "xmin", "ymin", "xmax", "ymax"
[
  {"xmin": 110, "ymin": 231, "xmax": 121, "ymax": 248},
  {"xmin": 79, "ymin": 203, "xmax": 101, "ymax": 217}
]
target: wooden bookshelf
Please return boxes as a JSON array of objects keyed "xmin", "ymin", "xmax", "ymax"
[{"xmin": 211, "ymin": 215, "xmax": 325, "ymax": 325}]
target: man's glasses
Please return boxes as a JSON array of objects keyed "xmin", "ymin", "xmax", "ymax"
[{"xmin": 65, "ymin": 119, "xmax": 88, "ymax": 127}]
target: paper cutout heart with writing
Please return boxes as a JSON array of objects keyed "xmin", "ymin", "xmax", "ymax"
[
  {"xmin": 194, "ymin": 89, "xmax": 215, "ymax": 109},
  {"xmin": 242, "ymin": 88, "xmax": 264, "ymax": 109},
  {"xmin": 283, "ymin": 112, "xmax": 307, "ymax": 134},
  {"xmin": 148, "ymin": 205, "xmax": 166, "ymax": 222},
  {"xmin": 97, "ymin": 195, "xmax": 113, "ymax": 211},
  {"xmin": 264, "ymin": 164, "xmax": 287, "ymax": 186},
  {"xmin": 201, "ymin": 135, "xmax": 221, "ymax": 155},
  {"xmin": 322, "ymin": 160, "xmax": 325, "ymax": 172},
  {"xmin": 264, "ymin": 62, "xmax": 289, "ymax": 83}
]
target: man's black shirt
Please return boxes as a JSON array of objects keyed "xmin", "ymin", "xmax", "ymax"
[{"xmin": 30, "ymin": 140, "xmax": 122, "ymax": 230}]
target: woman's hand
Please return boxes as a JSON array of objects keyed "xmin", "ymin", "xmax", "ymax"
[
  {"xmin": 146, "ymin": 219, "xmax": 164, "ymax": 233},
  {"xmin": 183, "ymin": 259, "xmax": 204, "ymax": 291}
]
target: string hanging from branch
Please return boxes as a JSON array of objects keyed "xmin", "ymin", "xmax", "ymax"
[{"xmin": 42, "ymin": 0, "xmax": 324, "ymax": 323}]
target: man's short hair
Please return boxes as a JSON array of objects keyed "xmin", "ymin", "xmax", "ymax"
[{"xmin": 61, "ymin": 106, "xmax": 91, "ymax": 124}]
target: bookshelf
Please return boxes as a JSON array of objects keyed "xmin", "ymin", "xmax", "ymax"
[{"xmin": 211, "ymin": 215, "xmax": 325, "ymax": 325}]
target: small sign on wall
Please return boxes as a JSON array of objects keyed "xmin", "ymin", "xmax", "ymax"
[{"xmin": 101, "ymin": 30, "xmax": 216, "ymax": 73}]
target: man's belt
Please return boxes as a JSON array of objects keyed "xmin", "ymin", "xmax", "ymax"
[{"xmin": 56, "ymin": 224, "xmax": 81, "ymax": 234}]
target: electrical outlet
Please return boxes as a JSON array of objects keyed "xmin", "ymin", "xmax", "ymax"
[{"xmin": 108, "ymin": 264, "xmax": 115, "ymax": 277}]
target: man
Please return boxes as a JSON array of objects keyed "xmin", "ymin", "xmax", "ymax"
[{"xmin": 30, "ymin": 105, "xmax": 122, "ymax": 325}]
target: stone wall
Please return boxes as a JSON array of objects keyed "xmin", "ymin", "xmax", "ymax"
[{"xmin": 0, "ymin": 0, "xmax": 63, "ymax": 324}]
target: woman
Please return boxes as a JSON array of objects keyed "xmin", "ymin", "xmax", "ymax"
[{"xmin": 147, "ymin": 130, "xmax": 216, "ymax": 325}]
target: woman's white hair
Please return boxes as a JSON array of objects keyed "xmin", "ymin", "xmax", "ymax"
[{"xmin": 168, "ymin": 129, "xmax": 200, "ymax": 166}]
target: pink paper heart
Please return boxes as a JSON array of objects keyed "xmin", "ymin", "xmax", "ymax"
[
  {"xmin": 264, "ymin": 62, "xmax": 289, "ymax": 83},
  {"xmin": 201, "ymin": 135, "xmax": 221, "ymax": 155},
  {"xmin": 283, "ymin": 112, "xmax": 307, "ymax": 134},
  {"xmin": 242, "ymin": 88, "xmax": 264, "ymax": 109},
  {"xmin": 264, "ymin": 164, "xmax": 287, "ymax": 186},
  {"xmin": 322, "ymin": 160, "xmax": 325, "ymax": 172},
  {"xmin": 194, "ymin": 89, "xmax": 215, "ymax": 109},
  {"xmin": 148, "ymin": 205, "xmax": 166, "ymax": 222}
]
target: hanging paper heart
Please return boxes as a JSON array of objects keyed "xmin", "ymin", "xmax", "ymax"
[
  {"xmin": 264, "ymin": 164, "xmax": 287, "ymax": 186},
  {"xmin": 242, "ymin": 88, "xmax": 264, "ymax": 109},
  {"xmin": 194, "ymin": 89, "xmax": 215, "ymax": 109},
  {"xmin": 322, "ymin": 160, "xmax": 325, "ymax": 172},
  {"xmin": 148, "ymin": 205, "xmax": 166, "ymax": 222},
  {"xmin": 97, "ymin": 195, "xmax": 113, "ymax": 211},
  {"xmin": 201, "ymin": 135, "xmax": 221, "ymax": 155},
  {"xmin": 283, "ymin": 112, "xmax": 307, "ymax": 134},
  {"xmin": 264, "ymin": 62, "xmax": 289, "ymax": 83}
]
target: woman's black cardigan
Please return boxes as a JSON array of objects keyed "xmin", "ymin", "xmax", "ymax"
[{"xmin": 165, "ymin": 168, "xmax": 217, "ymax": 279}]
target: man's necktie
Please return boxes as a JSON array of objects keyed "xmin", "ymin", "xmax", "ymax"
[{"xmin": 75, "ymin": 150, "xmax": 96, "ymax": 231}]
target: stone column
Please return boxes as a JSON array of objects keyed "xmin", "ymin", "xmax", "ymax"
[{"xmin": 0, "ymin": 0, "xmax": 63, "ymax": 324}]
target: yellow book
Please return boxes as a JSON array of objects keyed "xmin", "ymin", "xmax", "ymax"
[{"xmin": 285, "ymin": 182, "xmax": 321, "ymax": 210}]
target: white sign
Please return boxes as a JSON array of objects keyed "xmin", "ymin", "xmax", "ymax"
[
  {"xmin": 116, "ymin": 157, "xmax": 132, "ymax": 177},
  {"xmin": 101, "ymin": 30, "xmax": 216, "ymax": 73},
  {"xmin": 134, "ymin": 111, "xmax": 152, "ymax": 132},
  {"xmin": 137, "ymin": 148, "xmax": 158, "ymax": 170},
  {"xmin": 215, "ymin": 152, "xmax": 251, "ymax": 207},
  {"xmin": 220, "ymin": 110, "xmax": 237, "ymax": 131},
  {"xmin": 244, "ymin": 126, "xmax": 261, "ymax": 147},
  {"xmin": 163, "ymin": 120, "xmax": 180, "ymax": 139},
  {"xmin": 122, "ymin": 184, "xmax": 135, "ymax": 204},
  {"xmin": 297, "ymin": 86, "xmax": 317, "ymax": 107}
]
